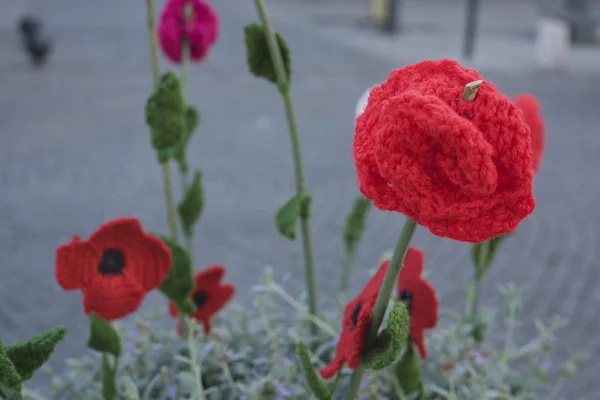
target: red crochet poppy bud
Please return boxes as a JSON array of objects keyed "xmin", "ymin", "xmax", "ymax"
[
  {"xmin": 354, "ymin": 59, "xmax": 535, "ymax": 243},
  {"xmin": 158, "ymin": 0, "xmax": 219, "ymax": 64},
  {"xmin": 514, "ymin": 93, "xmax": 544, "ymax": 173}
]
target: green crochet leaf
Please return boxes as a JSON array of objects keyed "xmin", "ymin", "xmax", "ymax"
[
  {"xmin": 101, "ymin": 353, "xmax": 118, "ymax": 400},
  {"xmin": 177, "ymin": 169, "xmax": 205, "ymax": 237},
  {"xmin": 144, "ymin": 72, "xmax": 186, "ymax": 162},
  {"xmin": 343, "ymin": 196, "xmax": 371, "ymax": 252},
  {"xmin": 275, "ymin": 191, "xmax": 311, "ymax": 240},
  {"xmin": 296, "ymin": 341, "xmax": 332, "ymax": 400},
  {"xmin": 4, "ymin": 326, "xmax": 67, "ymax": 382},
  {"xmin": 157, "ymin": 236, "xmax": 197, "ymax": 314},
  {"xmin": 395, "ymin": 344, "xmax": 426, "ymax": 400},
  {"xmin": 471, "ymin": 233, "xmax": 512, "ymax": 278},
  {"xmin": 174, "ymin": 105, "xmax": 200, "ymax": 173},
  {"xmin": 87, "ymin": 313, "xmax": 121, "ymax": 357},
  {"xmin": 243, "ymin": 22, "xmax": 292, "ymax": 85},
  {"xmin": 0, "ymin": 339, "xmax": 22, "ymax": 399},
  {"xmin": 362, "ymin": 302, "xmax": 410, "ymax": 370}
]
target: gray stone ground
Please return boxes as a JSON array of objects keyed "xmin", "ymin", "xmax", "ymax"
[{"xmin": 1, "ymin": 0, "xmax": 600, "ymax": 397}]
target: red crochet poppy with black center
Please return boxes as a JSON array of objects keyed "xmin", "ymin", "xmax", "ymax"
[
  {"xmin": 514, "ymin": 93, "xmax": 545, "ymax": 173},
  {"xmin": 169, "ymin": 264, "xmax": 235, "ymax": 334},
  {"xmin": 55, "ymin": 218, "xmax": 171, "ymax": 320},
  {"xmin": 396, "ymin": 247, "xmax": 439, "ymax": 358},
  {"xmin": 354, "ymin": 59, "xmax": 535, "ymax": 243},
  {"xmin": 319, "ymin": 261, "xmax": 389, "ymax": 379}
]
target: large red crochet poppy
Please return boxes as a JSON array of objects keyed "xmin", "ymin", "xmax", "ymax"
[
  {"xmin": 354, "ymin": 59, "xmax": 535, "ymax": 243},
  {"xmin": 514, "ymin": 93, "xmax": 544, "ymax": 173},
  {"xmin": 319, "ymin": 261, "xmax": 388, "ymax": 379},
  {"xmin": 56, "ymin": 218, "xmax": 171, "ymax": 320},
  {"xmin": 169, "ymin": 265, "xmax": 235, "ymax": 334},
  {"xmin": 397, "ymin": 247, "xmax": 438, "ymax": 358}
]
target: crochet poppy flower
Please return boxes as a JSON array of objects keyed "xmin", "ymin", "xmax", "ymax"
[
  {"xmin": 158, "ymin": 0, "xmax": 219, "ymax": 63},
  {"xmin": 354, "ymin": 59, "xmax": 535, "ymax": 243},
  {"xmin": 319, "ymin": 261, "xmax": 388, "ymax": 379},
  {"xmin": 514, "ymin": 93, "xmax": 544, "ymax": 173},
  {"xmin": 56, "ymin": 218, "xmax": 171, "ymax": 320},
  {"xmin": 169, "ymin": 265, "xmax": 235, "ymax": 334},
  {"xmin": 396, "ymin": 247, "xmax": 438, "ymax": 358}
]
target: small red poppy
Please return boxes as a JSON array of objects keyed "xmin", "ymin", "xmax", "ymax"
[
  {"xmin": 55, "ymin": 218, "xmax": 171, "ymax": 320},
  {"xmin": 397, "ymin": 247, "xmax": 439, "ymax": 358},
  {"xmin": 514, "ymin": 93, "xmax": 544, "ymax": 173},
  {"xmin": 319, "ymin": 261, "xmax": 388, "ymax": 379},
  {"xmin": 169, "ymin": 264, "xmax": 235, "ymax": 334}
]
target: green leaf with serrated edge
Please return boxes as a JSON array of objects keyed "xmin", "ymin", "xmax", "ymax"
[
  {"xmin": 144, "ymin": 72, "xmax": 186, "ymax": 161},
  {"xmin": 275, "ymin": 191, "xmax": 311, "ymax": 240},
  {"xmin": 243, "ymin": 22, "xmax": 292, "ymax": 85},
  {"xmin": 296, "ymin": 341, "xmax": 331, "ymax": 400},
  {"xmin": 343, "ymin": 196, "xmax": 371, "ymax": 252},
  {"xmin": 4, "ymin": 326, "xmax": 67, "ymax": 382},
  {"xmin": 87, "ymin": 313, "xmax": 121, "ymax": 357},
  {"xmin": 0, "ymin": 339, "xmax": 22, "ymax": 398},
  {"xmin": 177, "ymin": 170, "xmax": 205, "ymax": 237},
  {"xmin": 157, "ymin": 236, "xmax": 196, "ymax": 314},
  {"xmin": 174, "ymin": 105, "xmax": 200, "ymax": 173},
  {"xmin": 101, "ymin": 353, "xmax": 118, "ymax": 400},
  {"xmin": 362, "ymin": 302, "xmax": 410, "ymax": 370},
  {"xmin": 394, "ymin": 344, "xmax": 426, "ymax": 400},
  {"xmin": 471, "ymin": 233, "xmax": 512, "ymax": 278}
]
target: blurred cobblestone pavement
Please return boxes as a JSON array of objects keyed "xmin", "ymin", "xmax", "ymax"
[{"xmin": 1, "ymin": 0, "xmax": 599, "ymax": 396}]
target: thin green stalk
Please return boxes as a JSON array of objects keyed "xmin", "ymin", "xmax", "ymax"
[
  {"xmin": 469, "ymin": 239, "xmax": 490, "ymax": 324},
  {"xmin": 180, "ymin": 2, "xmax": 194, "ymax": 261},
  {"xmin": 253, "ymin": 0, "xmax": 319, "ymax": 323},
  {"xmin": 145, "ymin": 0, "xmax": 179, "ymax": 243},
  {"xmin": 186, "ymin": 317, "xmax": 207, "ymax": 400},
  {"xmin": 344, "ymin": 218, "xmax": 418, "ymax": 399},
  {"xmin": 338, "ymin": 248, "xmax": 356, "ymax": 299}
]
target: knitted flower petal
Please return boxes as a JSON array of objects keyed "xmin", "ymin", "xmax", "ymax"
[
  {"xmin": 320, "ymin": 260, "xmax": 389, "ymax": 378},
  {"xmin": 56, "ymin": 236, "xmax": 98, "ymax": 290},
  {"xmin": 355, "ymin": 59, "xmax": 535, "ymax": 243},
  {"xmin": 83, "ymin": 272, "xmax": 146, "ymax": 320},
  {"xmin": 87, "ymin": 217, "xmax": 171, "ymax": 292},
  {"xmin": 515, "ymin": 93, "xmax": 544, "ymax": 173}
]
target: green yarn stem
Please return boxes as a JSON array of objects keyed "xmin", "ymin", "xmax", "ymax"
[
  {"xmin": 338, "ymin": 248, "xmax": 356, "ymax": 300},
  {"xmin": 253, "ymin": 0, "xmax": 319, "ymax": 329},
  {"xmin": 344, "ymin": 217, "xmax": 418, "ymax": 400},
  {"xmin": 468, "ymin": 238, "xmax": 490, "ymax": 340}
]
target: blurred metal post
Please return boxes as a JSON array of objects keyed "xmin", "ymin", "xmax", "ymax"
[
  {"xmin": 565, "ymin": 0, "xmax": 596, "ymax": 43},
  {"xmin": 462, "ymin": 0, "xmax": 481, "ymax": 60},
  {"xmin": 370, "ymin": 0, "xmax": 402, "ymax": 34}
]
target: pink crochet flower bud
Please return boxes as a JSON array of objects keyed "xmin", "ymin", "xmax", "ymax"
[{"xmin": 158, "ymin": 0, "xmax": 219, "ymax": 63}]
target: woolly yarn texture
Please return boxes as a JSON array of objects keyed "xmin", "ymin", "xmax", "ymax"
[{"xmin": 354, "ymin": 59, "xmax": 535, "ymax": 243}]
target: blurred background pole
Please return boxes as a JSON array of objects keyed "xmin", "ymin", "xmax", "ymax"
[
  {"xmin": 565, "ymin": 0, "xmax": 596, "ymax": 43},
  {"xmin": 370, "ymin": 0, "xmax": 402, "ymax": 34},
  {"xmin": 462, "ymin": 0, "xmax": 481, "ymax": 60}
]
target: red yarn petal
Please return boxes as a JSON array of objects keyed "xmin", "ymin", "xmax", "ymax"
[
  {"xmin": 194, "ymin": 264, "xmax": 226, "ymax": 290},
  {"xmin": 410, "ymin": 280, "xmax": 439, "ymax": 330},
  {"xmin": 192, "ymin": 283, "xmax": 235, "ymax": 324},
  {"xmin": 319, "ymin": 260, "xmax": 389, "ymax": 378},
  {"xmin": 83, "ymin": 271, "xmax": 146, "ymax": 320},
  {"xmin": 377, "ymin": 93, "xmax": 497, "ymax": 197},
  {"xmin": 168, "ymin": 300, "xmax": 179, "ymax": 317},
  {"xmin": 56, "ymin": 235, "xmax": 99, "ymax": 290},
  {"xmin": 411, "ymin": 325, "xmax": 428, "ymax": 358},
  {"xmin": 88, "ymin": 217, "xmax": 171, "ymax": 292},
  {"xmin": 354, "ymin": 59, "xmax": 535, "ymax": 243},
  {"xmin": 515, "ymin": 93, "xmax": 544, "ymax": 173}
]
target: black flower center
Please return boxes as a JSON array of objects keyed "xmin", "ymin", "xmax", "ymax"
[
  {"xmin": 98, "ymin": 248, "xmax": 126, "ymax": 275},
  {"xmin": 399, "ymin": 290, "xmax": 413, "ymax": 313},
  {"xmin": 350, "ymin": 302, "xmax": 362, "ymax": 326},
  {"xmin": 193, "ymin": 290, "xmax": 208, "ymax": 308}
]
